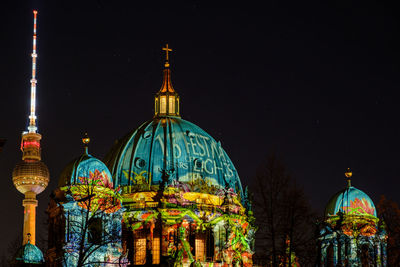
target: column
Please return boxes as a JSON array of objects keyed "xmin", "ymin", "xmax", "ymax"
[
  {"xmin": 375, "ymin": 243, "xmax": 381, "ymax": 267},
  {"xmin": 349, "ymin": 238, "xmax": 359, "ymax": 267},
  {"xmin": 333, "ymin": 241, "xmax": 338, "ymax": 266},
  {"xmin": 22, "ymin": 191, "xmax": 38, "ymax": 245},
  {"xmin": 339, "ymin": 240, "xmax": 346, "ymax": 266},
  {"xmin": 382, "ymin": 242, "xmax": 387, "ymax": 267},
  {"xmin": 320, "ymin": 243, "xmax": 327, "ymax": 266}
]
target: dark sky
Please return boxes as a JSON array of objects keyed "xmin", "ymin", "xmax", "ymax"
[{"xmin": 1, "ymin": 0, "xmax": 400, "ymax": 254}]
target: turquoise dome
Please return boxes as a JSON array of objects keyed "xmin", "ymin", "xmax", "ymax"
[
  {"xmin": 15, "ymin": 241, "xmax": 44, "ymax": 264},
  {"xmin": 325, "ymin": 186, "xmax": 377, "ymax": 217},
  {"xmin": 104, "ymin": 117, "xmax": 243, "ymax": 197},
  {"xmin": 59, "ymin": 152, "xmax": 113, "ymax": 188}
]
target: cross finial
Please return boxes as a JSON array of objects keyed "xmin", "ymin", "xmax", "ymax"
[{"xmin": 162, "ymin": 44, "xmax": 172, "ymax": 68}]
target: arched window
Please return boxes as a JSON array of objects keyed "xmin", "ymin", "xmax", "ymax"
[
  {"xmin": 361, "ymin": 244, "xmax": 371, "ymax": 267},
  {"xmin": 327, "ymin": 244, "xmax": 334, "ymax": 267},
  {"xmin": 88, "ymin": 217, "xmax": 102, "ymax": 244},
  {"xmin": 189, "ymin": 225, "xmax": 196, "ymax": 257},
  {"xmin": 134, "ymin": 229, "xmax": 146, "ymax": 265},
  {"xmin": 195, "ymin": 232, "xmax": 206, "ymax": 262},
  {"xmin": 206, "ymin": 228, "xmax": 214, "ymax": 260},
  {"xmin": 122, "ymin": 224, "xmax": 133, "ymax": 262}
]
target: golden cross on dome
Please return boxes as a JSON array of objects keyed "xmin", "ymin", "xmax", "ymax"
[{"xmin": 162, "ymin": 44, "xmax": 172, "ymax": 67}]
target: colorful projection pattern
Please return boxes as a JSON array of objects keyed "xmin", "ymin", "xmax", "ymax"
[
  {"xmin": 59, "ymin": 154, "xmax": 114, "ymax": 187},
  {"xmin": 325, "ymin": 186, "xmax": 377, "ymax": 217},
  {"xmin": 342, "ymin": 197, "xmax": 375, "ymax": 216},
  {"xmin": 122, "ymin": 184, "xmax": 255, "ymax": 266},
  {"xmin": 60, "ymin": 168, "xmax": 127, "ymax": 267},
  {"xmin": 105, "ymin": 117, "xmax": 244, "ymax": 198},
  {"xmin": 320, "ymin": 186, "xmax": 387, "ymax": 266}
]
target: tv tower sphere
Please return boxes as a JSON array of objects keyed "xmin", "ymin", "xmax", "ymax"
[{"xmin": 12, "ymin": 154, "xmax": 49, "ymax": 194}]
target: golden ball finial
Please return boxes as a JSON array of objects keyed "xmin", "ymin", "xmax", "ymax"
[
  {"xmin": 345, "ymin": 168, "xmax": 352, "ymax": 178},
  {"xmin": 82, "ymin": 132, "xmax": 90, "ymax": 145}
]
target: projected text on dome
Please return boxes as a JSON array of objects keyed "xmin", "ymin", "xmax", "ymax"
[{"xmin": 120, "ymin": 130, "xmax": 240, "ymax": 192}]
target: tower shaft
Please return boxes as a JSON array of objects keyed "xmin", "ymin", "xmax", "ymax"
[{"xmin": 23, "ymin": 192, "xmax": 38, "ymax": 245}]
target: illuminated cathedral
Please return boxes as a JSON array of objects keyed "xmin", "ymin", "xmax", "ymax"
[
  {"xmin": 318, "ymin": 169, "xmax": 387, "ymax": 266},
  {"xmin": 11, "ymin": 10, "xmax": 390, "ymax": 267},
  {"xmin": 45, "ymin": 44, "xmax": 256, "ymax": 267}
]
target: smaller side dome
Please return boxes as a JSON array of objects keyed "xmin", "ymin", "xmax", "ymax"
[
  {"xmin": 59, "ymin": 135, "xmax": 113, "ymax": 188},
  {"xmin": 14, "ymin": 241, "xmax": 44, "ymax": 264},
  {"xmin": 325, "ymin": 186, "xmax": 377, "ymax": 217},
  {"xmin": 59, "ymin": 153, "xmax": 113, "ymax": 188}
]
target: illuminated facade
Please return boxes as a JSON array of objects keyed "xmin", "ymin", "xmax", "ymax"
[
  {"xmin": 46, "ymin": 45, "xmax": 256, "ymax": 266},
  {"xmin": 46, "ymin": 136, "xmax": 127, "ymax": 266},
  {"xmin": 12, "ymin": 10, "xmax": 49, "ymax": 266},
  {"xmin": 318, "ymin": 169, "xmax": 387, "ymax": 266}
]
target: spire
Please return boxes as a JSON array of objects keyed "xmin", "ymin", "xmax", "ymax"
[
  {"xmin": 28, "ymin": 10, "xmax": 38, "ymax": 133},
  {"xmin": 160, "ymin": 44, "xmax": 175, "ymax": 93},
  {"xmin": 154, "ymin": 44, "xmax": 180, "ymax": 117},
  {"xmin": 345, "ymin": 168, "xmax": 352, "ymax": 188}
]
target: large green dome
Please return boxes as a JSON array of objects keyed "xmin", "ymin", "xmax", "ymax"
[{"xmin": 104, "ymin": 117, "xmax": 243, "ymax": 198}]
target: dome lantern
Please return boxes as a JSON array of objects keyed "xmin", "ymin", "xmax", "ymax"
[
  {"xmin": 154, "ymin": 44, "xmax": 180, "ymax": 118},
  {"xmin": 345, "ymin": 167, "xmax": 352, "ymax": 187},
  {"xmin": 82, "ymin": 132, "xmax": 90, "ymax": 154}
]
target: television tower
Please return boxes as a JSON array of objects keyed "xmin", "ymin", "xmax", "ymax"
[{"xmin": 12, "ymin": 10, "xmax": 50, "ymax": 245}]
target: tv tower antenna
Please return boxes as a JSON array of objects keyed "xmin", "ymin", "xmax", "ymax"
[{"xmin": 28, "ymin": 10, "xmax": 38, "ymax": 133}]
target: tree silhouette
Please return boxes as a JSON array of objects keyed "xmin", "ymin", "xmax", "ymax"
[
  {"xmin": 47, "ymin": 171, "xmax": 127, "ymax": 267},
  {"xmin": 377, "ymin": 195, "xmax": 400, "ymax": 266},
  {"xmin": 253, "ymin": 153, "xmax": 317, "ymax": 266}
]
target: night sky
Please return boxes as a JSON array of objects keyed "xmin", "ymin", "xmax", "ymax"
[{"xmin": 1, "ymin": 0, "xmax": 400, "ymax": 255}]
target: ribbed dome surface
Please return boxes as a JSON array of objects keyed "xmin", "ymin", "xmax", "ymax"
[
  {"xmin": 104, "ymin": 117, "xmax": 243, "ymax": 197},
  {"xmin": 12, "ymin": 161, "xmax": 49, "ymax": 194},
  {"xmin": 14, "ymin": 241, "xmax": 44, "ymax": 264},
  {"xmin": 325, "ymin": 186, "xmax": 377, "ymax": 217},
  {"xmin": 59, "ymin": 153, "xmax": 113, "ymax": 188}
]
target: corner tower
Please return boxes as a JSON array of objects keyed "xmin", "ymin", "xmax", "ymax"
[
  {"xmin": 12, "ymin": 10, "xmax": 50, "ymax": 246},
  {"xmin": 318, "ymin": 169, "xmax": 387, "ymax": 266}
]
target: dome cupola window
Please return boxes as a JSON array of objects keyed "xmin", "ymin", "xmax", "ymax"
[{"xmin": 155, "ymin": 44, "xmax": 180, "ymax": 117}]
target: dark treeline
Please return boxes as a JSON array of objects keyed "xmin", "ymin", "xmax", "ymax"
[
  {"xmin": 252, "ymin": 153, "xmax": 318, "ymax": 267},
  {"xmin": 377, "ymin": 196, "xmax": 400, "ymax": 266}
]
